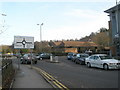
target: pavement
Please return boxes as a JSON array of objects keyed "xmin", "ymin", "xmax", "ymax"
[{"xmin": 12, "ymin": 63, "xmax": 53, "ymax": 88}]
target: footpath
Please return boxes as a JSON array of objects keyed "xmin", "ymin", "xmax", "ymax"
[{"xmin": 12, "ymin": 63, "xmax": 53, "ymax": 88}]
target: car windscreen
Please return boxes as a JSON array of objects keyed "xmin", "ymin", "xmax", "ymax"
[
  {"xmin": 68, "ymin": 53, "xmax": 74, "ymax": 56},
  {"xmin": 81, "ymin": 55, "xmax": 89, "ymax": 58},
  {"xmin": 99, "ymin": 56, "xmax": 112, "ymax": 60}
]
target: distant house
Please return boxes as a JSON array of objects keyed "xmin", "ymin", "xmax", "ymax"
[
  {"xmin": 50, "ymin": 41, "xmax": 98, "ymax": 53},
  {"xmin": 104, "ymin": 3, "xmax": 120, "ymax": 56}
]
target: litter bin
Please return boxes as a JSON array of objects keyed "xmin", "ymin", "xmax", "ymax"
[
  {"xmin": 50, "ymin": 55, "xmax": 53, "ymax": 62},
  {"xmin": 54, "ymin": 56, "xmax": 58, "ymax": 62}
]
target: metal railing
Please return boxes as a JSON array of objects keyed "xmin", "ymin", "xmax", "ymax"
[{"xmin": 2, "ymin": 58, "xmax": 15, "ymax": 89}]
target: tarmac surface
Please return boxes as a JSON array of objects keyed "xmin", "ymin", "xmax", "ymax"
[
  {"xmin": 0, "ymin": 57, "xmax": 2, "ymax": 89},
  {"xmin": 12, "ymin": 63, "xmax": 53, "ymax": 88}
]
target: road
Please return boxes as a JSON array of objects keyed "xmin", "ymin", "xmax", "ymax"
[
  {"xmin": 34, "ymin": 56, "xmax": 119, "ymax": 88},
  {"xmin": 0, "ymin": 57, "xmax": 2, "ymax": 89}
]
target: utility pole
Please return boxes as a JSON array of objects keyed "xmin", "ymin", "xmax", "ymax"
[{"xmin": 37, "ymin": 23, "xmax": 43, "ymax": 53}]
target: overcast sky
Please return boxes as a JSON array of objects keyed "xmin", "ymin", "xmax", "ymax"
[{"xmin": 0, "ymin": 0, "xmax": 117, "ymax": 45}]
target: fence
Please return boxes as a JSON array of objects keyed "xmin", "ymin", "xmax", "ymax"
[{"xmin": 2, "ymin": 58, "xmax": 15, "ymax": 89}]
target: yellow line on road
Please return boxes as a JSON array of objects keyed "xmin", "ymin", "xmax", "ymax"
[
  {"xmin": 55, "ymin": 79, "xmax": 69, "ymax": 90},
  {"xmin": 42, "ymin": 72, "xmax": 52, "ymax": 81},
  {"xmin": 52, "ymin": 81, "xmax": 64, "ymax": 89},
  {"xmin": 42, "ymin": 70, "xmax": 69, "ymax": 90},
  {"xmin": 29, "ymin": 65, "xmax": 69, "ymax": 90}
]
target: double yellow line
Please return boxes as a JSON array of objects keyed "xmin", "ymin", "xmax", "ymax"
[{"xmin": 32, "ymin": 66, "xmax": 69, "ymax": 90}]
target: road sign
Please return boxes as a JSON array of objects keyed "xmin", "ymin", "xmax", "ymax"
[{"xmin": 14, "ymin": 36, "xmax": 34, "ymax": 49}]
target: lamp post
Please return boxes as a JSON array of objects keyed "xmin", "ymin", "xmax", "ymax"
[
  {"xmin": 115, "ymin": 1, "xmax": 120, "ymax": 57},
  {"xmin": 37, "ymin": 23, "xmax": 43, "ymax": 53}
]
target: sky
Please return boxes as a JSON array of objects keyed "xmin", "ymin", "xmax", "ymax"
[{"xmin": 0, "ymin": 0, "xmax": 118, "ymax": 45}]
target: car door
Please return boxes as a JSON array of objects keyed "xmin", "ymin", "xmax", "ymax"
[
  {"xmin": 94, "ymin": 56, "xmax": 100, "ymax": 67},
  {"xmin": 88, "ymin": 56, "xmax": 95, "ymax": 67}
]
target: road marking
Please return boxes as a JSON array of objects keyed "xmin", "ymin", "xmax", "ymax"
[
  {"xmin": 52, "ymin": 81, "xmax": 63, "ymax": 89},
  {"xmin": 28, "ymin": 65, "xmax": 69, "ymax": 90},
  {"xmin": 44, "ymin": 72, "xmax": 69, "ymax": 89}
]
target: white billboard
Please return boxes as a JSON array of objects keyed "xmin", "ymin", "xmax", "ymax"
[{"xmin": 14, "ymin": 36, "xmax": 34, "ymax": 49}]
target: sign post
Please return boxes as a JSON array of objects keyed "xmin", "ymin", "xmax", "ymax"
[{"xmin": 14, "ymin": 36, "xmax": 34, "ymax": 69}]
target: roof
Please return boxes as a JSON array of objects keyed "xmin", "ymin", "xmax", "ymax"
[
  {"xmin": 62, "ymin": 41, "xmax": 98, "ymax": 47},
  {"xmin": 104, "ymin": 4, "xmax": 120, "ymax": 13},
  {"xmin": 92, "ymin": 54, "xmax": 107, "ymax": 56},
  {"xmin": 54, "ymin": 41, "xmax": 62, "ymax": 46}
]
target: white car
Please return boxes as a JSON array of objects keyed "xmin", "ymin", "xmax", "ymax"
[{"xmin": 85, "ymin": 54, "xmax": 120, "ymax": 70}]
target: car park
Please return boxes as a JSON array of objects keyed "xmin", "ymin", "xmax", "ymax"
[
  {"xmin": 75, "ymin": 53, "xmax": 89, "ymax": 65},
  {"xmin": 21, "ymin": 54, "xmax": 37, "ymax": 64},
  {"xmin": 67, "ymin": 52, "xmax": 76, "ymax": 60},
  {"xmin": 85, "ymin": 54, "xmax": 120, "ymax": 70}
]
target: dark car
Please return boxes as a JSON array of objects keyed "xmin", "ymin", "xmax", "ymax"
[
  {"xmin": 67, "ymin": 52, "xmax": 76, "ymax": 60},
  {"xmin": 75, "ymin": 53, "xmax": 89, "ymax": 65},
  {"xmin": 38, "ymin": 53, "xmax": 52, "ymax": 60},
  {"xmin": 21, "ymin": 54, "xmax": 37, "ymax": 64}
]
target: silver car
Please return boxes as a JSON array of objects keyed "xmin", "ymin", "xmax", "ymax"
[{"xmin": 85, "ymin": 54, "xmax": 120, "ymax": 70}]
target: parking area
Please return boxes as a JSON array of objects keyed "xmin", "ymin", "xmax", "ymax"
[{"xmin": 34, "ymin": 56, "xmax": 119, "ymax": 88}]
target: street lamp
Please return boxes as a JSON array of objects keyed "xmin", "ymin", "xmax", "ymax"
[
  {"xmin": 37, "ymin": 23, "xmax": 44, "ymax": 52},
  {"xmin": 1, "ymin": 13, "xmax": 7, "ymax": 16},
  {"xmin": 0, "ymin": 13, "xmax": 7, "ymax": 34}
]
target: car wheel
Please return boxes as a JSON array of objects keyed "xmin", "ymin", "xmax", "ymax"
[
  {"xmin": 75, "ymin": 61, "xmax": 78, "ymax": 64},
  {"xmin": 103, "ymin": 64, "xmax": 109, "ymax": 70},
  {"xmin": 79, "ymin": 61, "xmax": 82, "ymax": 65},
  {"xmin": 87, "ymin": 62, "xmax": 91, "ymax": 68},
  {"xmin": 35, "ymin": 61, "xmax": 37, "ymax": 64}
]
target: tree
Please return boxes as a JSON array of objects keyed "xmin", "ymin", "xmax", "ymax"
[
  {"xmin": 92, "ymin": 28, "xmax": 109, "ymax": 47},
  {"xmin": 99, "ymin": 27, "xmax": 108, "ymax": 33}
]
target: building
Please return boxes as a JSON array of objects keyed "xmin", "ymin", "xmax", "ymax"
[
  {"xmin": 105, "ymin": 3, "xmax": 120, "ymax": 57},
  {"xmin": 49, "ymin": 41, "xmax": 99, "ymax": 54}
]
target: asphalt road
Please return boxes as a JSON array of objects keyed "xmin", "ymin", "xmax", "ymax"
[
  {"xmin": 34, "ymin": 56, "xmax": 119, "ymax": 88},
  {"xmin": 0, "ymin": 57, "xmax": 2, "ymax": 89}
]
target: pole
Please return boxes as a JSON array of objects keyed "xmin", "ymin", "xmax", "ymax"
[
  {"xmin": 18, "ymin": 49, "xmax": 20, "ymax": 70},
  {"xmin": 37, "ymin": 23, "xmax": 43, "ymax": 53},
  {"xmin": 30, "ymin": 49, "xmax": 33, "ymax": 69},
  {"xmin": 116, "ymin": 2, "xmax": 120, "ymax": 56},
  {"xmin": 40, "ymin": 24, "xmax": 42, "ymax": 53},
  {"xmin": 40, "ymin": 25, "xmax": 42, "ymax": 43},
  {"xmin": 116, "ymin": 2, "xmax": 119, "ymax": 33}
]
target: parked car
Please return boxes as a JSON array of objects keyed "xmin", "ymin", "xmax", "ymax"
[
  {"xmin": 21, "ymin": 54, "xmax": 37, "ymax": 64},
  {"xmin": 85, "ymin": 54, "xmax": 120, "ymax": 70},
  {"xmin": 75, "ymin": 53, "xmax": 89, "ymax": 65},
  {"xmin": 71, "ymin": 54, "xmax": 77, "ymax": 62},
  {"xmin": 67, "ymin": 52, "xmax": 76, "ymax": 60},
  {"xmin": 38, "ymin": 53, "xmax": 52, "ymax": 60}
]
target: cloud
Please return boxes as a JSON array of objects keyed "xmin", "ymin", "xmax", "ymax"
[
  {"xmin": 0, "ymin": 0, "xmax": 115, "ymax": 2},
  {"xmin": 42, "ymin": 9, "xmax": 109, "ymax": 41},
  {"xmin": 64, "ymin": 9, "xmax": 99, "ymax": 19}
]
